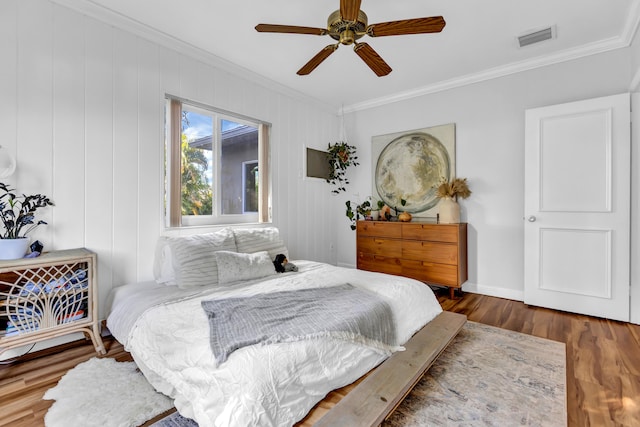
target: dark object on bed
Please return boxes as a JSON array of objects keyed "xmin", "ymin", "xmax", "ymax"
[{"xmin": 273, "ymin": 253, "xmax": 298, "ymax": 272}]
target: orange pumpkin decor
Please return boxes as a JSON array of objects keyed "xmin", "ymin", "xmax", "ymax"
[
  {"xmin": 398, "ymin": 211, "xmax": 412, "ymax": 222},
  {"xmin": 379, "ymin": 205, "xmax": 392, "ymax": 221}
]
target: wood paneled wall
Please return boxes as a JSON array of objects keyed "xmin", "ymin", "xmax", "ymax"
[{"xmin": 0, "ymin": 0, "xmax": 340, "ymax": 321}]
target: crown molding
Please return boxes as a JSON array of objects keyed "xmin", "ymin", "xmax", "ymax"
[
  {"xmin": 627, "ymin": 1, "xmax": 640, "ymax": 92},
  {"xmin": 344, "ymin": 3, "xmax": 640, "ymax": 113},
  {"xmin": 50, "ymin": 0, "xmax": 337, "ymax": 114},
  {"xmin": 344, "ymin": 35, "xmax": 633, "ymax": 114},
  {"xmin": 51, "ymin": 0, "xmax": 640, "ymax": 115}
]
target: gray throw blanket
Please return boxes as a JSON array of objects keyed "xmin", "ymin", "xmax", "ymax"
[{"xmin": 201, "ymin": 283, "xmax": 400, "ymax": 365}]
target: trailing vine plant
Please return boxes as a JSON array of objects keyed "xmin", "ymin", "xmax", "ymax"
[
  {"xmin": 326, "ymin": 142, "xmax": 359, "ymax": 194},
  {"xmin": 345, "ymin": 199, "xmax": 371, "ymax": 231}
]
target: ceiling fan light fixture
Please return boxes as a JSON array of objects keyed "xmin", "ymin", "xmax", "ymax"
[
  {"xmin": 255, "ymin": 1, "xmax": 446, "ymax": 76},
  {"xmin": 517, "ymin": 25, "xmax": 556, "ymax": 48},
  {"xmin": 340, "ymin": 29, "xmax": 356, "ymax": 45},
  {"xmin": 327, "ymin": 9, "xmax": 368, "ymax": 41}
]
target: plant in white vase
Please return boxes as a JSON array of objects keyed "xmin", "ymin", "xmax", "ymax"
[
  {"xmin": 0, "ymin": 183, "xmax": 54, "ymax": 259},
  {"xmin": 370, "ymin": 199, "xmax": 385, "ymax": 220},
  {"xmin": 435, "ymin": 177, "xmax": 471, "ymax": 224}
]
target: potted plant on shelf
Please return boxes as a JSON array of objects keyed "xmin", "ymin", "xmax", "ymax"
[
  {"xmin": 0, "ymin": 183, "xmax": 54, "ymax": 259},
  {"xmin": 434, "ymin": 177, "xmax": 471, "ymax": 224},
  {"xmin": 345, "ymin": 198, "xmax": 372, "ymax": 230},
  {"xmin": 326, "ymin": 141, "xmax": 359, "ymax": 194},
  {"xmin": 370, "ymin": 199, "xmax": 385, "ymax": 220}
]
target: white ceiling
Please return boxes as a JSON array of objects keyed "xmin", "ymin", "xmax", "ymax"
[{"xmin": 61, "ymin": 0, "xmax": 640, "ymax": 111}]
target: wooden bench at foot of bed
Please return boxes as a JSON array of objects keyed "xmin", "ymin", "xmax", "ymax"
[{"xmin": 297, "ymin": 310, "xmax": 467, "ymax": 427}]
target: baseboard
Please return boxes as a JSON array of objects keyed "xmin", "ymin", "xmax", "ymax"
[
  {"xmin": 0, "ymin": 332, "xmax": 88, "ymax": 362},
  {"xmin": 462, "ymin": 282, "xmax": 524, "ymax": 302},
  {"xmin": 334, "ymin": 266, "xmax": 526, "ymax": 303}
]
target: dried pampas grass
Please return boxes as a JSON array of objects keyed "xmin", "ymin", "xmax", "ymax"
[{"xmin": 435, "ymin": 177, "xmax": 472, "ymax": 200}]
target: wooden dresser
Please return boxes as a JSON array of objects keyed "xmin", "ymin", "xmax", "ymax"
[{"xmin": 356, "ymin": 220, "xmax": 467, "ymax": 298}]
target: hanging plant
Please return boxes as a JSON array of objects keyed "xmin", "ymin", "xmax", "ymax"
[{"xmin": 326, "ymin": 142, "xmax": 359, "ymax": 194}]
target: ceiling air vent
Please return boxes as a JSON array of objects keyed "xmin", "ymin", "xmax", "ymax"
[{"xmin": 517, "ymin": 26, "xmax": 555, "ymax": 48}]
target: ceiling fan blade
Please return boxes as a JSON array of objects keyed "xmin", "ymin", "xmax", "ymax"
[
  {"xmin": 297, "ymin": 44, "xmax": 339, "ymax": 75},
  {"xmin": 255, "ymin": 24, "xmax": 328, "ymax": 36},
  {"xmin": 353, "ymin": 43, "xmax": 392, "ymax": 77},
  {"xmin": 340, "ymin": 0, "xmax": 362, "ymax": 22},
  {"xmin": 367, "ymin": 16, "xmax": 446, "ymax": 37}
]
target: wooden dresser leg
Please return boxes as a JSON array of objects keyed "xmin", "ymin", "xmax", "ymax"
[{"xmin": 449, "ymin": 287, "xmax": 455, "ymax": 299}]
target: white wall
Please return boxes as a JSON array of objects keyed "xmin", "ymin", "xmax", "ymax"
[
  {"xmin": 630, "ymin": 27, "xmax": 640, "ymax": 325},
  {"xmin": 2, "ymin": 1, "xmax": 638, "ymax": 359},
  {"xmin": 339, "ymin": 48, "xmax": 632, "ymax": 302},
  {"xmin": 0, "ymin": 0, "xmax": 339, "ymax": 323},
  {"xmin": 631, "ymin": 93, "xmax": 639, "ymax": 325}
]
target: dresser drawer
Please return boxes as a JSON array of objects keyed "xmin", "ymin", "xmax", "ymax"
[
  {"xmin": 357, "ymin": 221, "xmax": 402, "ymax": 238},
  {"xmin": 358, "ymin": 236, "xmax": 403, "ymax": 255},
  {"xmin": 401, "ymin": 260, "xmax": 459, "ymax": 287},
  {"xmin": 402, "ymin": 223, "xmax": 459, "ymax": 243},
  {"xmin": 402, "ymin": 240, "xmax": 458, "ymax": 265},
  {"xmin": 355, "ymin": 220, "xmax": 467, "ymax": 295},
  {"xmin": 357, "ymin": 253, "xmax": 403, "ymax": 275}
]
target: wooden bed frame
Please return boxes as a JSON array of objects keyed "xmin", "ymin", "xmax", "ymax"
[
  {"xmin": 141, "ymin": 311, "xmax": 466, "ymax": 427},
  {"xmin": 297, "ymin": 311, "xmax": 467, "ymax": 426}
]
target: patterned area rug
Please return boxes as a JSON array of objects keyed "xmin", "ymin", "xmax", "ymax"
[
  {"xmin": 383, "ymin": 321, "xmax": 566, "ymax": 426},
  {"xmin": 151, "ymin": 321, "xmax": 566, "ymax": 426}
]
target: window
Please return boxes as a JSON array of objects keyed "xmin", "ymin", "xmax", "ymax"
[{"xmin": 165, "ymin": 97, "xmax": 271, "ymax": 227}]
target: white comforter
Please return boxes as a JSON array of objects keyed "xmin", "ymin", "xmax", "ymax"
[{"xmin": 106, "ymin": 261, "xmax": 442, "ymax": 427}]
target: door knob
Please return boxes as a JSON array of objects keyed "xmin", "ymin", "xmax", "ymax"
[{"xmin": 527, "ymin": 216, "xmax": 536, "ymax": 222}]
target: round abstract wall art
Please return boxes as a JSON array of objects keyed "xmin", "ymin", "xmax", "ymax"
[{"xmin": 375, "ymin": 132, "xmax": 451, "ymax": 213}]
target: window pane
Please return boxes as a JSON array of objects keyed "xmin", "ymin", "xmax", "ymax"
[
  {"xmin": 220, "ymin": 119, "xmax": 258, "ymax": 215},
  {"xmin": 165, "ymin": 97, "xmax": 269, "ymax": 227},
  {"xmin": 243, "ymin": 161, "xmax": 259, "ymax": 213},
  {"xmin": 182, "ymin": 109, "xmax": 213, "ymax": 216}
]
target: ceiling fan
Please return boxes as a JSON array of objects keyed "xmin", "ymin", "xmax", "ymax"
[{"xmin": 255, "ymin": 0, "xmax": 446, "ymax": 77}]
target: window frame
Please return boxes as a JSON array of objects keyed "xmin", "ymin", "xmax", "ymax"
[
  {"xmin": 164, "ymin": 95, "xmax": 271, "ymax": 228},
  {"xmin": 241, "ymin": 159, "xmax": 259, "ymax": 214}
]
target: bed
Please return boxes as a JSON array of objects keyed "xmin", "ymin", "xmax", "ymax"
[{"xmin": 106, "ymin": 227, "xmax": 464, "ymax": 427}]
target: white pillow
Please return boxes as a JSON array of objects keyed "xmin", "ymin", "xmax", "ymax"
[
  {"xmin": 153, "ymin": 236, "xmax": 176, "ymax": 285},
  {"xmin": 232, "ymin": 227, "xmax": 289, "ymax": 259},
  {"xmin": 215, "ymin": 250, "xmax": 276, "ymax": 285},
  {"xmin": 167, "ymin": 228, "xmax": 238, "ymax": 288}
]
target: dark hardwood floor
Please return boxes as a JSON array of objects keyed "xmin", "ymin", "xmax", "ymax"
[
  {"xmin": 437, "ymin": 289, "xmax": 640, "ymax": 427},
  {"xmin": 1, "ymin": 289, "xmax": 639, "ymax": 427}
]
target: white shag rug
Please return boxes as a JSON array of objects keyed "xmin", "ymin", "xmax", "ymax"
[{"xmin": 43, "ymin": 357, "xmax": 173, "ymax": 427}]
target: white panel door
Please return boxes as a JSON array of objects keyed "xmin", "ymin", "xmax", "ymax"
[{"xmin": 524, "ymin": 93, "xmax": 630, "ymax": 321}]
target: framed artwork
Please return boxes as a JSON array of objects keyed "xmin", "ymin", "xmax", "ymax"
[{"xmin": 372, "ymin": 123, "xmax": 455, "ymax": 217}]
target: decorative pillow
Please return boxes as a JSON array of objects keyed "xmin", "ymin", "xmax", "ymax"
[
  {"xmin": 153, "ymin": 236, "xmax": 177, "ymax": 285},
  {"xmin": 232, "ymin": 227, "xmax": 288, "ymax": 259},
  {"xmin": 215, "ymin": 250, "xmax": 276, "ymax": 285},
  {"xmin": 167, "ymin": 228, "xmax": 238, "ymax": 288}
]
